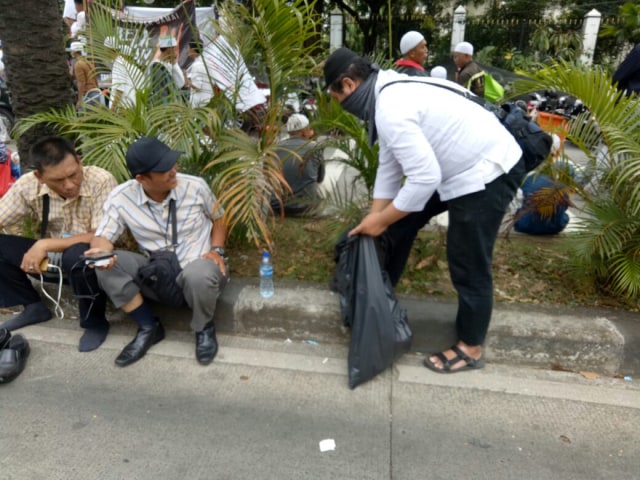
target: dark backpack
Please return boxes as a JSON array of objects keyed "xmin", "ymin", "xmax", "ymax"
[{"xmin": 496, "ymin": 102, "xmax": 553, "ymax": 172}]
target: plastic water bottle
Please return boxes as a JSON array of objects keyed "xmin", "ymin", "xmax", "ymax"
[{"xmin": 259, "ymin": 251, "xmax": 274, "ymax": 298}]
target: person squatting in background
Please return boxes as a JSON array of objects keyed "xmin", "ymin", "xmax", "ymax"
[
  {"xmin": 514, "ymin": 135, "xmax": 580, "ymax": 236},
  {"xmin": 271, "ymin": 113, "xmax": 325, "ymax": 216}
]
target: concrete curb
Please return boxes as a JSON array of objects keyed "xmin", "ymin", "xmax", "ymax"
[
  {"xmin": 18, "ymin": 277, "xmax": 638, "ymax": 377},
  {"xmin": 485, "ymin": 310, "xmax": 624, "ymax": 375}
]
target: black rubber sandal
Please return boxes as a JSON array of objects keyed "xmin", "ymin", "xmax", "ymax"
[{"xmin": 423, "ymin": 345, "xmax": 485, "ymax": 374}]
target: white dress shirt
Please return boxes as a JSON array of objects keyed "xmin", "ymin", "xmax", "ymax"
[
  {"xmin": 372, "ymin": 69, "xmax": 522, "ymax": 212},
  {"xmin": 187, "ymin": 55, "xmax": 214, "ymax": 107}
]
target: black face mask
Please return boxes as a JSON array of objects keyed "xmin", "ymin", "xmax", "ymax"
[{"xmin": 339, "ymin": 66, "xmax": 380, "ymax": 145}]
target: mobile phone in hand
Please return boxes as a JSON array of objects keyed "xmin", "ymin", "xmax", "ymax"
[{"xmin": 82, "ymin": 252, "xmax": 115, "ymax": 267}]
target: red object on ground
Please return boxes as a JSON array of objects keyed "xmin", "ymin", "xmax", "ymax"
[{"xmin": 537, "ymin": 112, "xmax": 569, "ymax": 152}]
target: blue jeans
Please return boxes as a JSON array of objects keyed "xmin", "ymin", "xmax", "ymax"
[{"xmin": 384, "ymin": 158, "xmax": 526, "ymax": 345}]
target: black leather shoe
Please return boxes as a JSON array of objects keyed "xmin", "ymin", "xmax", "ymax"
[
  {"xmin": 115, "ymin": 322, "xmax": 165, "ymax": 367},
  {"xmin": 0, "ymin": 328, "xmax": 10, "ymax": 350},
  {"xmin": 0, "ymin": 334, "xmax": 30, "ymax": 384},
  {"xmin": 195, "ymin": 322, "xmax": 218, "ymax": 365}
]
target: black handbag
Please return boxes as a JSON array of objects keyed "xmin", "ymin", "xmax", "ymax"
[{"xmin": 136, "ymin": 199, "xmax": 186, "ymax": 307}]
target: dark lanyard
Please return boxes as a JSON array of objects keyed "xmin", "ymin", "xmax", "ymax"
[
  {"xmin": 40, "ymin": 194, "xmax": 49, "ymax": 239},
  {"xmin": 147, "ymin": 198, "xmax": 178, "ymax": 250}
]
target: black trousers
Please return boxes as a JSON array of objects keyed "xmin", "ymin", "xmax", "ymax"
[
  {"xmin": 0, "ymin": 234, "xmax": 107, "ymax": 328},
  {"xmin": 384, "ymin": 158, "xmax": 526, "ymax": 346}
]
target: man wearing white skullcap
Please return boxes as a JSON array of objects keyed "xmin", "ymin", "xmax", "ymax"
[
  {"xmin": 270, "ymin": 114, "xmax": 325, "ymax": 216},
  {"xmin": 453, "ymin": 41, "xmax": 485, "ymax": 97},
  {"xmin": 394, "ymin": 31, "xmax": 428, "ymax": 77},
  {"xmin": 430, "ymin": 66, "xmax": 447, "ymax": 79}
]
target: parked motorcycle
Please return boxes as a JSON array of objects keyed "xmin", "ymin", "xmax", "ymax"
[{"xmin": 526, "ymin": 90, "xmax": 587, "ymax": 118}]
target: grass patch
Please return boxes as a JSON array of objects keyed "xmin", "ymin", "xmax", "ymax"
[{"xmin": 228, "ymin": 216, "xmax": 639, "ymax": 311}]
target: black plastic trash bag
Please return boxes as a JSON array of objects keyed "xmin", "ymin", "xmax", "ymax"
[
  {"xmin": 331, "ymin": 232, "xmax": 412, "ymax": 389},
  {"xmin": 330, "ymin": 229, "xmax": 358, "ymax": 328}
]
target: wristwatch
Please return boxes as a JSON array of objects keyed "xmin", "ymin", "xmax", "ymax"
[{"xmin": 211, "ymin": 246, "xmax": 226, "ymax": 257}]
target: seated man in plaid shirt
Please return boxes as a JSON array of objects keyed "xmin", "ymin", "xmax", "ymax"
[{"xmin": 0, "ymin": 136, "xmax": 117, "ymax": 352}]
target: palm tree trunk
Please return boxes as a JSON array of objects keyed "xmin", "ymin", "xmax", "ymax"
[{"xmin": 0, "ymin": 0, "xmax": 74, "ymax": 166}]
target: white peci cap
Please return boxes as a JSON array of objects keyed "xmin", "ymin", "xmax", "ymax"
[
  {"xmin": 286, "ymin": 113, "xmax": 310, "ymax": 133},
  {"xmin": 66, "ymin": 41, "xmax": 86, "ymax": 54},
  {"xmin": 399, "ymin": 31, "xmax": 425, "ymax": 55},
  {"xmin": 430, "ymin": 66, "xmax": 447, "ymax": 79},
  {"xmin": 453, "ymin": 41, "xmax": 474, "ymax": 56}
]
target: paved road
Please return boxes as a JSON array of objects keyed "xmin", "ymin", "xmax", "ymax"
[{"xmin": 1, "ymin": 325, "xmax": 638, "ymax": 480}]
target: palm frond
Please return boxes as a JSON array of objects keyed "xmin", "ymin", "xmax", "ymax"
[
  {"xmin": 313, "ymin": 93, "xmax": 379, "ymax": 194},
  {"xmin": 605, "ymin": 246, "xmax": 640, "ymax": 299},
  {"xmin": 510, "ymin": 61, "xmax": 640, "ymax": 298},
  {"xmin": 14, "ymin": 0, "xmax": 326, "ymax": 248}
]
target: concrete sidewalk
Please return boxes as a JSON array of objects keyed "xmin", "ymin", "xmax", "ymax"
[{"xmin": 4, "ymin": 276, "xmax": 638, "ymax": 378}]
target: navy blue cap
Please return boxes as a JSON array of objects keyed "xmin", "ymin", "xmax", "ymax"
[{"xmin": 125, "ymin": 137, "xmax": 182, "ymax": 177}]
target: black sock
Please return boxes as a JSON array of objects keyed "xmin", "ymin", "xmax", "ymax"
[
  {"xmin": 127, "ymin": 303, "xmax": 157, "ymax": 327},
  {"xmin": 0, "ymin": 302, "xmax": 52, "ymax": 331},
  {"xmin": 78, "ymin": 323, "xmax": 110, "ymax": 352}
]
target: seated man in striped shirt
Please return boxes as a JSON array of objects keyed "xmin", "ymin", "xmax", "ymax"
[
  {"xmin": 0, "ymin": 136, "xmax": 117, "ymax": 352},
  {"xmin": 86, "ymin": 137, "xmax": 228, "ymax": 367}
]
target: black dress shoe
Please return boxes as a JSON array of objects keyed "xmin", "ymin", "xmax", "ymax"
[
  {"xmin": 115, "ymin": 322, "xmax": 165, "ymax": 367},
  {"xmin": 0, "ymin": 334, "xmax": 31, "ymax": 384},
  {"xmin": 0, "ymin": 328, "xmax": 11, "ymax": 350},
  {"xmin": 195, "ymin": 322, "xmax": 218, "ymax": 365}
]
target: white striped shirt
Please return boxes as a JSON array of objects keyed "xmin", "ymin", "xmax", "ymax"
[{"xmin": 96, "ymin": 174, "xmax": 224, "ymax": 268}]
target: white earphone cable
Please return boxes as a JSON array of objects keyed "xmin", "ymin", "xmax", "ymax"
[{"xmin": 38, "ymin": 264, "xmax": 64, "ymax": 319}]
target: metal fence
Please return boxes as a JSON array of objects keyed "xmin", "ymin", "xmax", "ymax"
[{"xmin": 347, "ymin": 11, "xmax": 622, "ymax": 66}]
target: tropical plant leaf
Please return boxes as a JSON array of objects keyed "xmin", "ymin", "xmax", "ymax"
[
  {"xmin": 510, "ymin": 61, "xmax": 640, "ymax": 298},
  {"xmin": 14, "ymin": 0, "xmax": 323, "ymax": 249}
]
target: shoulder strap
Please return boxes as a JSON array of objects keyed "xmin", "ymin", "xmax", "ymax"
[
  {"xmin": 379, "ymin": 79, "xmax": 488, "ymax": 108},
  {"xmin": 40, "ymin": 194, "xmax": 49, "ymax": 239},
  {"xmin": 378, "ymin": 79, "xmax": 507, "ymax": 123}
]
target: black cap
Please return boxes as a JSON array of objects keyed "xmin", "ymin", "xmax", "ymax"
[
  {"xmin": 125, "ymin": 137, "xmax": 182, "ymax": 177},
  {"xmin": 323, "ymin": 47, "xmax": 359, "ymax": 87}
]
